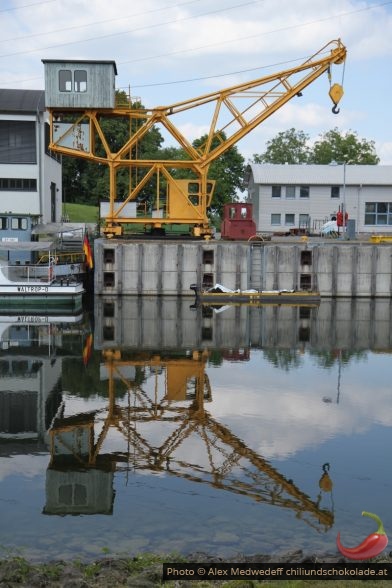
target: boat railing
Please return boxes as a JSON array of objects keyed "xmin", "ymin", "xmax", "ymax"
[
  {"xmin": 37, "ymin": 251, "xmax": 85, "ymax": 265},
  {"xmin": 4, "ymin": 261, "xmax": 54, "ymax": 284}
]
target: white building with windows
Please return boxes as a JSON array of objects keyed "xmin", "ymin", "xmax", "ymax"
[
  {"xmin": 246, "ymin": 164, "xmax": 392, "ymax": 235},
  {"xmin": 0, "ymin": 89, "xmax": 62, "ymax": 224}
]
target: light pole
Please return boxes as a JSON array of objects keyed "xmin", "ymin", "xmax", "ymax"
[{"xmin": 342, "ymin": 162, "xmax": 346, "ymax": 238}]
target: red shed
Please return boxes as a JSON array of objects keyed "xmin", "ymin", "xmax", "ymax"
[{"xmin": 221, "ymin": 203, "xmax": 256, "ymax": 240}]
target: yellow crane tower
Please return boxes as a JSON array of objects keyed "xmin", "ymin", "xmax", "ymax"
[{"xmin": 44, "ymin": 39, "xmax": 346, "ymax": 239}]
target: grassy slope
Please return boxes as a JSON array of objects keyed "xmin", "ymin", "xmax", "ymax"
[{"xmin": 62, "ymin": 202, "xmax": 99, "ymax": 223}]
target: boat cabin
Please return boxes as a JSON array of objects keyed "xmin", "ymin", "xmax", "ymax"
[{"xmin": 0, "ymin": 213, "xmax": 40, "ymax": 264}]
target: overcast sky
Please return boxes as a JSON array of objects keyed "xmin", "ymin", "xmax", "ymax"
[{"xmin": 1, "ymin": 0, "xmax": 391, "ymax": 163}]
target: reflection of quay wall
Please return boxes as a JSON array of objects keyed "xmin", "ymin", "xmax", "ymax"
[
  {"xmin": 94, "ymin": 296, "xmax": 392, "ymax": 351},
  {"xmin": 94, "ymin": 240, "xmax": 392, "ymax": 297}
]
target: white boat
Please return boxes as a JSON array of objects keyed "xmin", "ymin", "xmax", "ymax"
[{"xmin": 0, "ymin": 241, "xmax": 84, "ymax": 311}]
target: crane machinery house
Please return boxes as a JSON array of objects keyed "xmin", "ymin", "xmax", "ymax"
[
  {"xmin": 0, "ymin": 89, "xmax": 61, "ymax": 226},
  {"xmin": 246, "ymin": 164, "xmax": 392, "ymax": 237}
]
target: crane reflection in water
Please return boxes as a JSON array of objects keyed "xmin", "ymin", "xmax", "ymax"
[{"xmin": 44, "ymin": 341, "xmax": 333, "ymax": 533}]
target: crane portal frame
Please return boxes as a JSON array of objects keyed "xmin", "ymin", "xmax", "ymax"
[{"xmin": 47, "ymin": 39, "xmax": 346, "ymax": 238}]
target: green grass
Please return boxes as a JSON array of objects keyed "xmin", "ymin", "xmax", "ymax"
[{"xmin": 62, "ymin": 202, "xmax": 99, "ymax": 223}]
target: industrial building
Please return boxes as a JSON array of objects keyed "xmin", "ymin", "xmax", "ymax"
[
  {"xmin": 0, "ymin": 89, "xmax": 62, "ymax": 224},
  {"xmin": 246, "ymin": 164, "xmax": 392, "ymax": 235}
]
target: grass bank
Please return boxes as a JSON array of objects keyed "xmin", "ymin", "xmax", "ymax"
[
  {"xmin": 62, "ymin": 202, "xmax": 99, "ymax": 223},
  {"xmin": 1, "ymin": 552, "xmax": 391, "ymax": 587}
]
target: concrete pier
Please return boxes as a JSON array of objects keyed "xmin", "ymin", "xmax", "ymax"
[{"xmin": 94, "ymin": 239, "xmax": 392, "ymax": 298}]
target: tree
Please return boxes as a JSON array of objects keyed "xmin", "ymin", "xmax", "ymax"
[
  {"xmin": 252, "ymin": 128, "xmax": 310, "ymax": 164},
  {"xmin": 311, "ymin": 128, "xmax": 380, "ymax": 164},
  {"xmin": 251, "ymin": 127, "xmax": 380, "ymax": 166},
  {"xmin": 62, "ymin": 91, "xmax": 165, "ymax": 204}
]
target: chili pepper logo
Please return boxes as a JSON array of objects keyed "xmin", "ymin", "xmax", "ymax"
[{"xmin": 336, "ymin": 512, "xmax": 388, "ymax": 560}]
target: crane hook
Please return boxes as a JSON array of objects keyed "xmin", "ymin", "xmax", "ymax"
[{"xmin": 332, "ymin": 104, "xmax": 340, "ymax": 114}]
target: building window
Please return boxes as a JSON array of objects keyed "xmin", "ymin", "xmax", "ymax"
[
  {"xmin": 59, "ymin": 69, "xmax": 72, "ymax": 92},
  {"xmin": 0, "ymin": 121, "xmax": 36, "ymax": 164},
  {"xmin": 271, "ymin": 213, "xmax": 281, "ymax": 225},
  {"xmin": 272, "ymin": 186, "xmax": 281, "ymax": 198},
  {"xmin": 0, "ymin": 178, "xmax": 37, "ymax": 191},
  {"xmin": 286, "ymin": 186, "xmax": 295, "ymax": 199},
  {"xmin": 299, "ymin": 213, "xmax": 309, "ymax": 229},
  {"xmin": 365, "ymin": 202, "xmax": 392, "ymax": 225},
  {"xmin": 285, "ymin": 213, "xmax": 295, "ymax": 225},
  {"xmin": 74, "ymin": 70, "xmax": 87, "ymax": 92},
  {"xmin": 300, "ymin": 186, "xmax": 309, "ymax": 198},
  {"xmin": 331, "ymin": 186, "xmax": 340, "ymax": 198}
]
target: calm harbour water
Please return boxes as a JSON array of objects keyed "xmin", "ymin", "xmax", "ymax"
[{"xmin": 0, "ymin": 296, "xmax": 391, "ymax": 562}]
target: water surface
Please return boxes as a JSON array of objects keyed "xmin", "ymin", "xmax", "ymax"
[{"xmin": 0, "ymin": 298, "xmax": 391, "ymax": 561}]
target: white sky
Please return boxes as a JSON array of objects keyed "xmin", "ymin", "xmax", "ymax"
[{"xmin": 1, "ymin": 0, "xmax": 392, "ymax": 163}]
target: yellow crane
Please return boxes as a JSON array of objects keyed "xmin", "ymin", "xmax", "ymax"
[{"xmin": 47, "ymin": 39, "xmax": 346, "ymax": 238}]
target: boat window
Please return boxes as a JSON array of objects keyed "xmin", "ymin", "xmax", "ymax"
[
  {"xmin": 0, "ymin": 217, "xmax": 7, "ymax": 230},
  {"xmin": 11, "ymin": 217, "xmax": 28, "ymax": 230}
]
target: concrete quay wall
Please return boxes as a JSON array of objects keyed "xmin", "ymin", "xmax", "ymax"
[
  {"xmin": 94, "ymin": 239, "xmax": 392, "ymax": 298},
  {"xmin": 94, "ymin": 296, "xmax": 392, "ymax": 352}
]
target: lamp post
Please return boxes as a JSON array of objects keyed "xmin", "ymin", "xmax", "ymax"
[{"xmin": 342, "ymin": 162, "xmax": 346, "ymax": 238}]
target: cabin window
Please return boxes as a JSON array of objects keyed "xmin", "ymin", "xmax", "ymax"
[
  {"xmin": 0, "ymin": 218, "xmax": 7, "ymax": 230},
  {"xmin": 74, "ymin": 70, "xmax": 87, "ymax": 92},
  {"xmin": 59, "ymin": 69, "xmax": 72, "ymax": 92}
]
